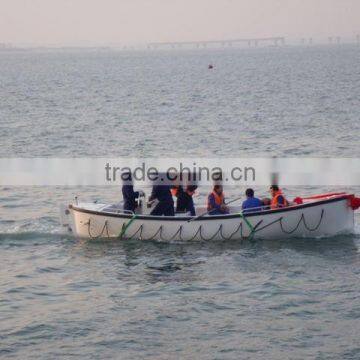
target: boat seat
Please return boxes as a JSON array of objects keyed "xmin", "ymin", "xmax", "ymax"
[{"xmin": 175, "ymin": 211, "xmax": 192, "ymax": 217}]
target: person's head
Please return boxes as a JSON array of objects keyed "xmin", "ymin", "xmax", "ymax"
[
  {"xmin": 245, "ymin": 188, "xmax": 254, "ymax": 198},
  {"xmin": 186, "ymin": 185, "xmax": 197, "ymax": 196},
  {"xmin": 213, "ymin": 184, "xmax": 223, "ymax": 195},
  {"xmin": 269, "ymin": 185, "xmax": 279, "ymax": 197},
  {"xmin": 121, "ymin": 171, "xmax": 133, "ymax": 185}
]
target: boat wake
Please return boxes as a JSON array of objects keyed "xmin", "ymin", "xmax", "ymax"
[
  {"xmin": 0, "ymin": 231, "xmax": 70, "ymax": 250},
  {"xmin": 0, "ymin": 216, "xmax": 71, "ymax": 242}
]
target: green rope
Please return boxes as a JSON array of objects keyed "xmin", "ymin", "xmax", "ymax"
[
  {"xmin": 238, "ymin": 213, "xmax": 255, "ymax": 240},
  {"xmin": 119, "ymin": 214, "xmax": 137, "ymax": 239}
]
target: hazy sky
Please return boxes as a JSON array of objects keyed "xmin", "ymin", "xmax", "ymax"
[{"xmin": 1, "ymin": 0, "xmax": 359, "ymax": 45}]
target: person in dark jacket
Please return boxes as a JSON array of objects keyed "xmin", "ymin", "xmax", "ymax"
[
  {"xmin": 122, "ymin": 173, "xmax": 144, "ymax": 213},
  {"xmin": 149, "ymin": 185, "xmax": 175, "ymax": 216},
  {"xmin": 176, "ymin": 185, "xmax": 197, "ymax": 216}
]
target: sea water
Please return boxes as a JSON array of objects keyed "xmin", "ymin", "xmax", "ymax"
[{"xmin": 0, "ymin": 46, "xmax": 360, "ymax": 359}]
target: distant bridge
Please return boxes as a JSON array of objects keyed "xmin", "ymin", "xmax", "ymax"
[{"xmin": 148, "ymin": 37, "xmax": 285, "ymax": 49}]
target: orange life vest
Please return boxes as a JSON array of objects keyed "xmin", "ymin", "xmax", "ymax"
[
  {"xmin": 207, "ymin": 191, "xmax": 224, "ymax": 211},
  {"xmin": 271, "ymin": 190, "xmax": 289, "ymax": 209}
]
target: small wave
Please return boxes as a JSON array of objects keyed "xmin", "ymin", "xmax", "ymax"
[
  {"xmin": 0, "ymin": 216, "xmax": 69, "ymax": 238},
  {"xmin": 354, "ymin": 224, "xmax": 360, "ymax": 236},
  {"xmin": 0, "ymin": 231, "xmax": 71, "ymax": 242},
  {"xmin": 36, "ymin": 266, "xmax": 64, "ymax": 273},
  {"xmin": 0, "ymin": 220, "xmax": 16, "ymax": 224}
]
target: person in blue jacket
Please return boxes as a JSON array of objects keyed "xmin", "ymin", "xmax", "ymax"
[
  {"xmin": 149, "ymin": 184, "xmax": 175, "ymax": 216},
  {"xmin": 122, "ymin": 173, "xmax": 144, "ymax": 213},
  {"xmin": 242, "ymin": 188, "xmax": 262, "ymax": 213}
]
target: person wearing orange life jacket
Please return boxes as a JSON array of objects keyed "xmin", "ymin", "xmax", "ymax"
[
  {"xmin": 269, "ymin": 185, "xmax": 289, "ymax": 209},
  {"xmin": 207, "ymin": 185, "xmax": 229, "ymax": 215}
]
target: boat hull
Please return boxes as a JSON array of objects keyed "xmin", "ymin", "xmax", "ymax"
[{"xmin": 66, "ymin": 195, "xmax": 355, "ymax": 241}]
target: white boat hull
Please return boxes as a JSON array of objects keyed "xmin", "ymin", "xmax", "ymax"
[{"xmin": 64, "ymin": 195, "xmax": 356, "ymax": 241}]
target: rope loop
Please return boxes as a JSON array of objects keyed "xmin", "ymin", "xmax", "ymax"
[{"xmin": 87, "ymin": 218, "xmax": 109, "ymax": 239}]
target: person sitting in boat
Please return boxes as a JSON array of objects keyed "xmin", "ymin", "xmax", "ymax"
[
  {"xmin": 242, "ymin": 188, "xmax": 262, "ymax": 213},
  {"xmin": 176, "ymin": 185, "xmax": 197, "ymax": 216},
  {"xmin": 261, "ymin": 197, "xmax": 271, "ymax": 209},
  {"xmin": 207, "ymin": 185, "xmax": 229, "ymax": 215},
  {"xmin": 122, "ymin": 173, "xmax": 144, "ymax": 213},
  {"xmin": 269, "ymin": 185, "xmax": 289, "ymax": 209},
  {"xmin": 149, "ymin": 184, "xmax": 175, "ymax": 216}
]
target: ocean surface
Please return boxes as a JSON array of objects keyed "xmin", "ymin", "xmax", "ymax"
[{"xmin": 1, "ymin": 46, "xmax": 360, "ymax": 359}]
